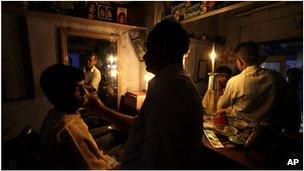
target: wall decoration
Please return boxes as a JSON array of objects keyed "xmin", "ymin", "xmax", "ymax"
[
  {"xmin": 161, "ymin": 1, "xmax": 237, "ymax": 22},
  {"xmin": 2, "ymin": 16, "xmax": 35, "ymax": 100},
  {"xmin": 96, "ymin": 3, "xmax": 113, "ymax": 21},
  {"xmin": 131, "ymin": 38, "xmax": 146, "ymax": 61},
  {"xmin": 197, "ymin": 59, "xmax": 207, "ymax": 81},
  {"xmin": 117, "ymin": 7, "xmax": 127, "ymax": 24}
]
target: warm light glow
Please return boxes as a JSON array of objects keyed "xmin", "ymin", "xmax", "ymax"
[
  {"xmin": 111, "ymin": 65, "xmax": 117, "ymax": 70},
  {"xmin": 209, "ymin": 44, "xmax": 217, "ymax": 73},
  {"xmin": 209, "ymin": 44, "xmax": 217, "ymax": 62},
  {"xmin": 111, "ymin": 70, "xmax": 117, "ymax": 77},
  {"xmin": 144, "ymin": 73, "xmax": 154, "ymax": 82},
  {"xmin": 107, "ymin": 54, "xmax": 117, "ymax": 78},
  {"xmin": 108, "ymin": 54, "xmax": 116, "ymax": 64},
  {"xmin": 183, "ymin": 50, "xmax": 190, "ymax": 68},
  {"xmin": 144, "ymin": 72, "xmax": 155, "ymax": 90}
]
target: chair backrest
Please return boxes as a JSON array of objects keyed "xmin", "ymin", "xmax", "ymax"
[{"xmin": 14, "ymin": 125, "xmax": 48, "ymax": 169}]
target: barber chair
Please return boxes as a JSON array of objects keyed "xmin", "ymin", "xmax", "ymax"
[{"xmin": 3, "ymin": 125, "xmax": 48, "ymax": 169}]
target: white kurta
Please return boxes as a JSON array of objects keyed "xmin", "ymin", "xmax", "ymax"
[
  {"xmin": 84, "ymin": 66, "xmax": 101, "ymax": 92},
  {"xmin": 218, "ymin": 65, "xmax": 282, "ymax": 122}
]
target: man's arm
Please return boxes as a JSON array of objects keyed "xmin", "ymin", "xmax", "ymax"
[
  {"xmin": 217, "ymin": 79, "xmax": 239, "ymax": 110},
  {"xmin": 86, "ymin": 94, "xmax": 134, "ymax": 132}
]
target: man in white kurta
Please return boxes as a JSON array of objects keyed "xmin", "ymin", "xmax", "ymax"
[
  {"xmin": 217, "ymin": 41, "xmax": 284, "ymax": 122},
  {"xmin": 83, "ymin": 52, "xmax": 101, "ymax": 92}
]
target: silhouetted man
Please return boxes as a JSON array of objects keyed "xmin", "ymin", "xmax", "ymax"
[{"xmin": 122, "ymin": 19, "xmax": 203, "ymax": 169}]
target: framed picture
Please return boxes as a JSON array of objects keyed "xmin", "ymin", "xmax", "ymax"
[
  {"xmin": 2, "ymin": 15, "xmax": 35, "ymax": 101},
  {"xmin": 131, "ymin": 38, "xmax": 145, "ymax": 61},
  {"xmin": 197, "ymin": 59, "xmax": 207, "ymax": 81}
]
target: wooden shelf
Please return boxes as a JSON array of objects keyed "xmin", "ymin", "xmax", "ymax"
[
  {"xmin": 3, "ymin": 7, "xmax": 147, "ymax": 32},
  {"xmin": 181, "ymin": 1, "xmax": 257, "ymax": 24}
]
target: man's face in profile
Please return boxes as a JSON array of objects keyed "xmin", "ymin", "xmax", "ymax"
[
  {"xmin": 64, "ymin": 80, "xmax": 88, "ymax": 111},
  {"xmin": 86, "ymin": 55, "xmax": 97, "ymax": 70},
  {"xmin": 144, "ymin": 36, "xmax": 159, "ymax": 74},
  {"xmin": 74, "ymin": 80, "xmax": 89, "ymax": 107}
]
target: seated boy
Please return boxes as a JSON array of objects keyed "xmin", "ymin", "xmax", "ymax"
[{"xmin": 40, "ymin": 64, "xmax": 132, "ymax": 169}]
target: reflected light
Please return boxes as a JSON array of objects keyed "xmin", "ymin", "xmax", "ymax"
[
  {"xmin": 108, "ymin": 54, "xmax": 116, "ymax": 64},
  {"xmin": 144, "ymin": 72, "xmax": 154, "ymax": 82},
  {"xmin": 111, "ymin": 70, "xmax": 117, "ymax": 77},
  {"xmin": 144, "ymin": 72, "xmax": 155, "ymax": 91}
]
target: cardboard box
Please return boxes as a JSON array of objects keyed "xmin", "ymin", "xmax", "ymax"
[{"xmin": 124, "ymin": 91, "xmax": 146, "ymax": 111}]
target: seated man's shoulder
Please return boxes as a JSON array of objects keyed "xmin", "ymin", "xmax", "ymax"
[{"xmin": 226, "ymin": 74, "xmax": 242, "ymax": 85}]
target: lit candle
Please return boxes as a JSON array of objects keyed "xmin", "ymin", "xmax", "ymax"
[{"xmin": 209, "ymin": 44, "xmax": 217, "ymax": 74}]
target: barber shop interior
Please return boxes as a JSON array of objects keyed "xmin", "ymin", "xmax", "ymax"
[{"xmin": 2, "ymin": 1, "xmax": 303, "ymax": 170}]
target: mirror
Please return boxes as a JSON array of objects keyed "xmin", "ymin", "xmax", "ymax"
[{"xmin": 60, "ymin": 28, "xmax": 120, "ymax": 109}]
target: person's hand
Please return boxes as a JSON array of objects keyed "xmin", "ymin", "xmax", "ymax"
[{"xmin": 213, "ymin": 111, "xmax": 228, "ymax": 125}]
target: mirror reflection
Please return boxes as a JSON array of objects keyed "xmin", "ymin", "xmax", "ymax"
[{"xmin": 65, "ymin": 33, "xmax": 118, "ymax": 109}]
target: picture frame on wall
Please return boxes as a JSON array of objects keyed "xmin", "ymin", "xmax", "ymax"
[
  {"xmin": 2, "ymin": 15, "xmax": 35, "ymax": 101},
  {"xmin": 131, "ymin": 37, "xmax": 146, "ymax": 61},
  {"xmin": 197, "ymin": 59, "xmax": 207, "ymax": 81}
]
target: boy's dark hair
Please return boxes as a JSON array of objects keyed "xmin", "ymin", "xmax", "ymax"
[
  {"xmin": 234, "ymin": 41, "xmax": 259, "ymax": 65},
  {"xmin": 148, "ymin": 19, "xmax": 190, "ymax": 62},
  {"xmin": 216, "ymin": 66, "xmax": 232, "ymax": 76},
  {"xmin": 40, "ymin": 64, "xmax": 84, "ymax": 107}
]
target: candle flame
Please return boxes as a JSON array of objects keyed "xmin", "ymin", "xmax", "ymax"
[{"xmin": 209, "ymin": 44, "xmax": 216, "ymax": 62}]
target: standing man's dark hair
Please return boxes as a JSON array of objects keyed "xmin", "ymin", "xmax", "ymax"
[
  {"xmin": 144, "ymin": 19, "xmax": 190, "ymax": 74},
  {"xmin": 234, "ymin": 41, "xmax": 259, "ymax": 65}
]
